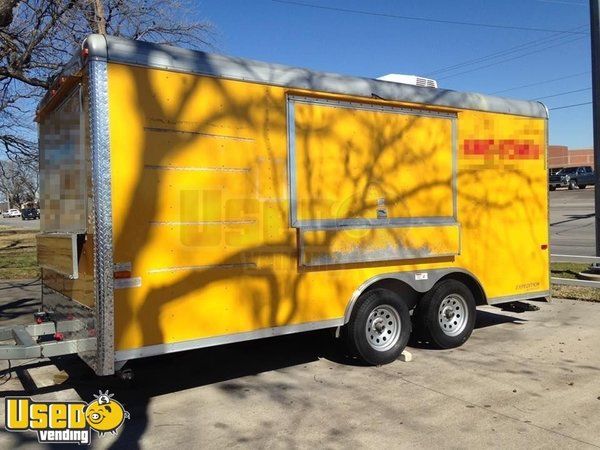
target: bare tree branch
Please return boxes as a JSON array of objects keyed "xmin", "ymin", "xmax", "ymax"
[
  {"xmin": 0, "ymin": 158, "xmax": 37, "ymax": 208},
  {"xmin": 0, "ymin": 0, "xmax": 213, "ymax": 167}
]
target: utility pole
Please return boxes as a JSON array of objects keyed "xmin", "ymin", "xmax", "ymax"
[{"xmin": 590, "ymin": 0, "xmax": 600, "ymax": 256}]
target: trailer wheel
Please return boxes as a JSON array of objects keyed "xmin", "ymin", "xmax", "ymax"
[
  {"xmin": 549, "ymin": 185, "xmax": 556, "ymax": 191},
  {"xmin": 578, "ymin": 184, "xmax": 587, "ymax": 189},
  {"xmin": 344, "ymin": 288, "xmax": 411, "ymax": 365},
  {"xmin": 415, "ymin": 279, "xmax": 476, "ymax": 349}
]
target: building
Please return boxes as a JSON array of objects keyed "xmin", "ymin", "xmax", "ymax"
[{"xmin": 548, "ymin": 145, "xmax": 593, "ymax": 169}]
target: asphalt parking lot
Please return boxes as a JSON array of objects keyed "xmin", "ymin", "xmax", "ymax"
[
  {"xmin": 550, "ymin": 187, "xmax": 595, "ymax": 256},
  {"xmin": 0, "ymin": 280, "xmax": 599, "ymax": 448}
]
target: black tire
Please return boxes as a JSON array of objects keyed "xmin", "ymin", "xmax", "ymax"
[
  {"xmin": 568, "ymin": 179, "xmax": 577, "ymax": 190},
  {"xmin": 549, "ymin": 185, "xmax": 556, "ymax": 191},
  {"xmin": 415, "ymin": 279, "xmax": 476, "ymax": 349},
  {"xmin": 579, "ymin": 184, "xmax": 587, "ymax": 189},
  {"xmin": 343, "ymin": 288, "xmax": 411, "ymax": 365}
]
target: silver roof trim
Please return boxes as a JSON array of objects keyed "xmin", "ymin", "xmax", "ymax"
[{"xmin": 79, "ymin": 34, "xmax": 547, "ymax": 119}]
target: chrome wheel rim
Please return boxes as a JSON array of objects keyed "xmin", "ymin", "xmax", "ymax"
[
  {"xmin": 438, "ymin": 294, "xmax": 468, "ymax": 336},
  {"xmin": 365, "ymin": 304, "xmax": 401, "ymax": 351}
]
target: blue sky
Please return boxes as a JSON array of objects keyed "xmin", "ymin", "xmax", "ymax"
[{"xmin": 197, "ymin": 0, "xmax": 592, "ymax": 148}]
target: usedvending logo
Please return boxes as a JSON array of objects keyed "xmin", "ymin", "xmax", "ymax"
[{"xmin": 5, "ymin": 391, "xmax": 129, "ymax": 445}]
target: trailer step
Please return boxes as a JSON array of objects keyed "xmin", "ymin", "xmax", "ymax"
[{"xmin": 0, "ymin": 321, "xmax": 95, "ymax": 360}]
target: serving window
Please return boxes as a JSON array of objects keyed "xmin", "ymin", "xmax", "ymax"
[{"xmin": 287, "ymin": 95, "xmax": 459, "ymax": 266}]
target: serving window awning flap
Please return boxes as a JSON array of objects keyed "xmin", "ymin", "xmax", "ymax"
[{"xmin": 287, "ymin": 95, "xmax": 457, "ymax": 229}]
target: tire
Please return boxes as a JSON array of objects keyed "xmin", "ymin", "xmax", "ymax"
[
  {"xmin": 568, "ymin": 179, "xmax": 577, "ymax": 190},
  {"xmin": 415, "ymin": 279, "xmax": 476, "ymax": 349},
  {"xmin": 578, "ymin": 184, "xmax": 587, "ymax": 189},
  {"xmin": 343, "ymin": 288, "xmax": 411, "ymax": 365},
  {"xmin": 549, "ymin": 185, "xmax": 556, "ymax": 191}
]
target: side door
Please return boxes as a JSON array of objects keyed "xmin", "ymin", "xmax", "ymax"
[
  {"xmin": 576, "ymin": 167, "xmax": 588, "ymax": 185},
  {"xmin": 585, "ymin": 166, "xmax": 595, "ymax": 184}
]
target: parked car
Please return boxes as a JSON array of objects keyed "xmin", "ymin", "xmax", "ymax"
[
  {"xmin": 2, "ymin": 208, "xmax": 21, "ymax": 218},
  {"xmin": 21, "ymin": 207, "xmax": 40, "ymax": 220},
  {"xmin": 549, "ymin": 166, "xmax": 595, "ymax": 190}
]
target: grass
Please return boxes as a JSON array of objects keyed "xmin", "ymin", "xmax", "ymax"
[
  {"xmin": 551, "ymin": 262, "xmax": 588, "ymax": 280},
  {"xmin": 551, "ymin": 262, "xmax": 600, "ymax": 302},
  {"xmin": 0, "ymin": 228, "xmax": 40, "ymax": 279}
]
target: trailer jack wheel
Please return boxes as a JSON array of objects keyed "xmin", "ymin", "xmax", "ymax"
[
  {"xmin": 414, "ymin": 279, "xmax": 476, "ymax": 349},
  {"xmin": 116, "ymin": 367, "xmax": 134, "ymax": 382},
  {"xmin": 343, "ymin": 288, "xmax": 411, "ymax": 365}
]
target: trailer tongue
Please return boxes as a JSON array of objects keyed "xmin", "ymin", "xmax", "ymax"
[{"xmin": 0, "ymin": 316, "xmax": 94, "ymax": 360}]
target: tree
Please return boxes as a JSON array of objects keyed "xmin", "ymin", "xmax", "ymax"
[
  {"xmin": 0, "ymin": 0, "xmax": 212, "ymax": 166},
  {"xmin": 0, "ymin": 158, "xmax": 37, "ymax": 208}
]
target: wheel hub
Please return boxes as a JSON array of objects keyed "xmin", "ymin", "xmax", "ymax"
[
  {"xmin": 442, "ymin": 306, "xmax": 455, "ymax": 320},
  {"xmin": 365, "ymin": 304, "xmax": 401, "ymax": 351},
  {"xmin": 372, "ymin": 317, "xmax": 385, "ymax": 333},
  {"xmin": 438, "ymin": 294, "xmax": 469, "ymax": 337}
]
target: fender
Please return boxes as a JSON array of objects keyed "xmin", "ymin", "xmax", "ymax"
[{"xmin": 343, "ymin": 268, "xmax": 486, "ymax": 324}]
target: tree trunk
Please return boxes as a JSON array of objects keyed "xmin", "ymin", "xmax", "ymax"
[{"xmin": 0, "ymin": 0, "xmax": 20, "ymax": 27}]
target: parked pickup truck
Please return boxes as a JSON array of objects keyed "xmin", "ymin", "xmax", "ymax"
[
  {"xmin": 21, "ymin": 207, "xmax": 40, "ymax": 220},
  {"xmin": 549, "ymin": 166, "xmax": 595, "ymax": 190}
]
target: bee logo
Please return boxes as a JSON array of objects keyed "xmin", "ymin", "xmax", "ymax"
[{"xmin": 85, "ymin": 391, "xmax": 130, "ymax": 436}]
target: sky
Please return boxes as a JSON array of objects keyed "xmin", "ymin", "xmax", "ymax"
[{"xmin": 195, "ymin": 0, "xmax": 592, "ymax": 148}]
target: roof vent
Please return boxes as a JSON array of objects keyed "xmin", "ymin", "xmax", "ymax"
[{"xmin": 376, "ymin": 74, "xmax": 438, "ymax": 88}]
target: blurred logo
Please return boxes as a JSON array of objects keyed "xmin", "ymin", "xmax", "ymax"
[{"xmin": 463, "ymin": 139, "xmax": 541, "ymax": 161}]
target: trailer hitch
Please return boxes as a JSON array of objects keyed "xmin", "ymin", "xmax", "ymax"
[{"xmin": 0, "ymin": 320, "xmax": 95, "ymax": 360}]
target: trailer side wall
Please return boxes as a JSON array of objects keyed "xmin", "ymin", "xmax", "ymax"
[{"xmin": 106, "ymin": 63, "xmax": 548, "ymax": 354}]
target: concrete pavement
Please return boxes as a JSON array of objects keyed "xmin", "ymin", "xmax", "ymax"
[{"xmin": 0, "ymin": 280, "xmax": 599, "ymax": 448}]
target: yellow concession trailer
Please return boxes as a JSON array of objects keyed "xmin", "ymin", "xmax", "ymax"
[{"xmin": 3, "ymin": 35, "xmax": 550, "ymax": 375}]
